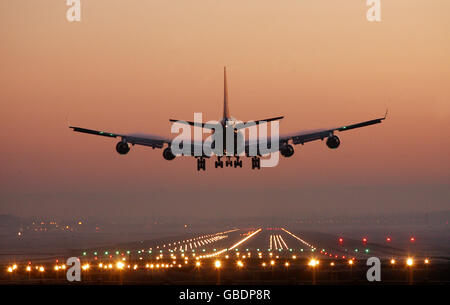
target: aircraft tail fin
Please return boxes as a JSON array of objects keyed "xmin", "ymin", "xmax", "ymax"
[{"xmin": 223, "ymin": 67, "xmax": 230, "ymax": 119}]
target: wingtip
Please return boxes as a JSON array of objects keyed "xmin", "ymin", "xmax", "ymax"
[{"xmin": 384, "ymin": 108, "xmax": 389, "ymax": 119}]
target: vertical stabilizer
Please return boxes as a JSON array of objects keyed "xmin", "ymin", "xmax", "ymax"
[{"xmin": 223, "ymin": 67, "xmax": 230, "ymax": 119}]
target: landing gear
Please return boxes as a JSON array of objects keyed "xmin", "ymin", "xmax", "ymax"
[
  {"xmin": 197, "ymin": 157, "xmax": 206, "ymax": 171},
  {"xmin": 251, "ymin": 157, "xmax": 261, "ymax": 170},
  {"xmin": 225, "ymin": 156, "xmax": 233, "ymax": 167},
  {"xmin": 215, "ymin": 157, "xmax": 224, "ymax": 168},
  {"xmin": 233, "ymin": 157, "xmax": 243, "ymax": 168},
  {"xmin": 214, "ymin": 156, "xmax": 241, "ymax": 168}
]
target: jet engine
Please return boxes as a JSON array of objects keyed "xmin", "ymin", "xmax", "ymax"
[
  {"xmin": 326, "ymin": 135, "xmax": 340, "ymax": 149},
  {"xmin": 163, "ymin": 147, "xmax": 176, "ymax": 160},
  {"xmin": 116, "ymin": 142, "xmax": 130, "ymax": 155},
  {"xmin": 280, "ymin": 144, "xmax": 294, "ymax": 157}
]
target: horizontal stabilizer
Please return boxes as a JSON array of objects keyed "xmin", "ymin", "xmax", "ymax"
[
  {"xmin": 234, "ymin": 116, "xmax": 284, "ymax": 130},
  {"xmin": 169, "ymin": 119, "xmax": 221, "ymax": 130}
]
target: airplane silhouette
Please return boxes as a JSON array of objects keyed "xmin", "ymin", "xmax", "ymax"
[{"xmin": 70, "ymin": 68, "xmax": 386, "ymax": 171}]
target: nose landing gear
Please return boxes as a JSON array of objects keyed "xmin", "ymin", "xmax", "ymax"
[
  {"xmin": 251, "ymin": 157, "xmax": 261, "ymax": 170},
  {"xmin": 225, "ymin": 156, "xmax": 233, "ymax": 167}
]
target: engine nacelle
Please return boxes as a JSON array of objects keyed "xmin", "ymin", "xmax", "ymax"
[
  {"xmin": 326, "ymin": 135, "xmax": 340, "ymax": 149},
  {"xmin": 163, "ymin": 147, "xmax": 176, "ymax": 161},
  {"xmin": 116, "ymin": 141, "xmax": 130, "ymax": 155},
  {"xmin": 280, "ymin": 144, "xmax": 294, "ymax": 157}
]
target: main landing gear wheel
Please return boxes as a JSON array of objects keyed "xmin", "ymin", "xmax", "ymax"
[
  {"xmin": 251, "ymin": 157, "xmax": 261, "ymax": 170},
  {"xmin": 225, "ymin": 156, "xmax": 233, "ymax": 167},
  {"xmin": 233, "ymin": 157, "xmax": 243, "ymax": 168},
  {"xmin": 197, "ymin": 158, "xmax": 206, "ymax": 171},
  {"xmin": 215, "ymin": 157, "xmax": 224, "ymax": 168}
]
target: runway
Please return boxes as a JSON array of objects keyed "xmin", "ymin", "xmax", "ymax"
[{"xmin": 2, "ymin": 227, "xmax": 448, "ymax": 284}]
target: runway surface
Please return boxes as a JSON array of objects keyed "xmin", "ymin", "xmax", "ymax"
[{"xmin": 1, "ymin": 227, "xmax": 448, "ymax": 284}]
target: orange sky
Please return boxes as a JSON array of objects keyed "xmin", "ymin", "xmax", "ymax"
[{"xmin": 0, "ymin": 1, "xmax": 449, "ymax": 218}]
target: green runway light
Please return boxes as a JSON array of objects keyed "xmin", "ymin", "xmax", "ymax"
[
  {"xmin": 105, "ymin": 251, "xmax": 108, "ymax": 255},
  {"xmin": 94, "ymin": 252, "xmax": 97, "ymax": 255},
  {"xmin": 365, "ymin": 249, "xmax": 369, "ymax": 253},
  {"xmin": 116, "ymin": 251, "xmax": 119, "ymax": 255},
  {"xmin": 127, "ymin": 251, "xmax": 131, "ymax": 254},
  {"xmin": 354, "ymin": 249, "xmax": 359, "ymax": 252},
  {"xmin": 82, "ymin": 252, "xmax": 86, "ymax": 256}
]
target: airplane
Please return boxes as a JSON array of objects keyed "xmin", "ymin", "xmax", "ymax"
[{"xmin": 69, "ymin": 67, "xmax": 386, "ymax": 171}]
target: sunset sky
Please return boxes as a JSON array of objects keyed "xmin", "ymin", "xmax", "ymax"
[{"xmin": 0, "ymin": 1, "xmax": 449, "ymax": 219}]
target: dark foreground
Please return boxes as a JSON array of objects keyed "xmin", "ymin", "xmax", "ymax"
[{"xmin": 1, "ymin": 257, "xmax": 449, "ymax": 285}]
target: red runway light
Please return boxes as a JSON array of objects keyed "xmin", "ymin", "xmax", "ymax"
[
  {"xmin": 410, "ymin": 237, "xmax": 415, "ymax": 242},
  {"xmin": 386, "ymin": 237, "xmax": 391, "ymax": 242},
  {"xmin": 362, "ymin": 237, "xmax": 368, "ymax": 244},
  {"xmin": 338, "ymin": 237, "xmax": 343, "ymax": 244}
]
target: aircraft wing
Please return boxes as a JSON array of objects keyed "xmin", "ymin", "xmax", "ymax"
[
  {"xmin": 244, "ymin": 112, "xmax": 386, "ymax": 154},
  {"xmin": 69, "ymin": 126, "xmax": 170, "ymax": 149},
  {"xmin": 280, "ymin": 113, "xmax": 386, "ymax": 145}
]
